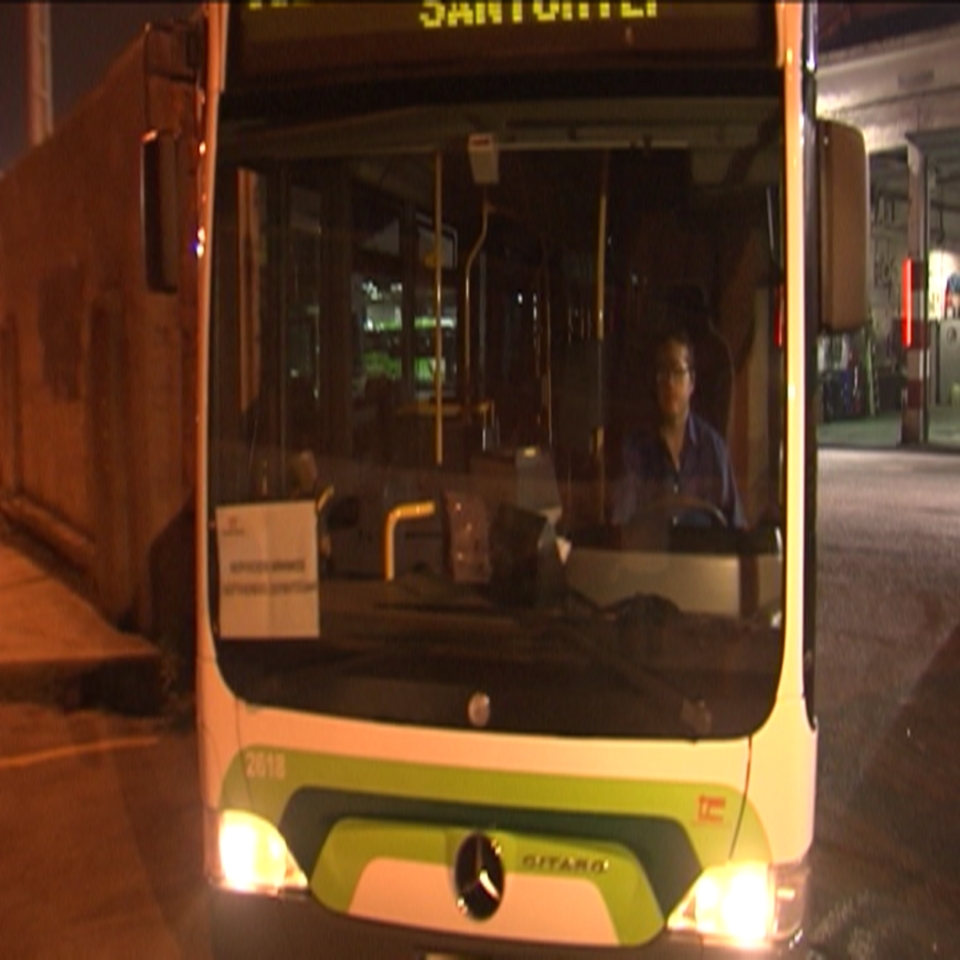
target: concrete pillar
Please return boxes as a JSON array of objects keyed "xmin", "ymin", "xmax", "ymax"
[
  {"xmin": 901, "ymin": 141, "xmax": 929, "ymax": 445},
  {"xmin": 25, "ymin": 3, "xmax": 53, "ymax": 148}
]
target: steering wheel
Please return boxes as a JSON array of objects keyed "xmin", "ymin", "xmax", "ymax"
[{"xmin": 645, "ymin": 493, "xmax": 728, "ymax": 529}]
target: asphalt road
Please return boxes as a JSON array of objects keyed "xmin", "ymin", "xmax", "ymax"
[
  {"xmin": 0, "ymin": 705, "xmax": 210, "ymax": 960},
  {"xmin": 808, "ymin": 448, "xmax": 960, "ymax": 958},
  {"xmin": 1, "ymin": 446, "xmax": 959, "ymax": 959}
]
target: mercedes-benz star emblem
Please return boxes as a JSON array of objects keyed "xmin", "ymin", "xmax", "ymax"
[{"xmin": 454, "ymin": 832, "xmax": 505, "ymax": 920}]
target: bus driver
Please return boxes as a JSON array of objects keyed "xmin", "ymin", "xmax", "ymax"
[{"xmin": 611, "ymin": 325, "xmax": 745, "ymax": 530}]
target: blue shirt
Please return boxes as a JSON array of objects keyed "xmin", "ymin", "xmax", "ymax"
[{"xmin": 611, "ymin": 413, "xmax": 745, "ymax": 528}]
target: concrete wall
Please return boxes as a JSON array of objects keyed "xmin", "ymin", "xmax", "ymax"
[
  {"xmin": 0, "ymin": 31, "xmax": 198, "ymax": 643},
  {"xmin": 820, "ymin": 22, "xmax": 960, "ymax": 359}
]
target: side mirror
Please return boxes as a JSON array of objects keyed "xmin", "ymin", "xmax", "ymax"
[
  {"xmin": 141, "ymin": 130, "xmax": 180, "ymax": 293},
  {"xmin": 818, "ymin": 119, "xmax": 869, "ymax": 333}
]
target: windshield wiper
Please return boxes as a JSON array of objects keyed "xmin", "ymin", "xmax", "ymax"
[{"xmin": 528, "ymin": 593, "xmax": 713, "ymax": 737}]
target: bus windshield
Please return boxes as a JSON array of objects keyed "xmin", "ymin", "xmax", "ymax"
[{"xmin": 208, "ymin": 88, "xmax": 786, "ymax": 742}]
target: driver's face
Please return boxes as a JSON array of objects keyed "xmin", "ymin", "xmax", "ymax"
[{"xmin": 655, "ymin": 339, "xmax": 694, "ymax": 424}]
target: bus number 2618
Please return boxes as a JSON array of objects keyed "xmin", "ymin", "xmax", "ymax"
[{"xmin": 244, "ymin": 750, "xmax": 287, "ymax": 781}]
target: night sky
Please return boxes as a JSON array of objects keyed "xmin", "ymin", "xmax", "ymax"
[{"xmin": 0, "ymin": 3, "xmax": 195, "ymax": 173}]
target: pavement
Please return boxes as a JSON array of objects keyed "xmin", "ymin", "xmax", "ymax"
[
  {"xmin": 0, "ymin": 512, "xmax": 163, "ymax": 715},
  {"xmin": 1, "ymin": 403, "xmax": 958, "ymax": 717},
  {"xmin": 817, "ymin": 401, "xmax": 960, "ymax": 450}
]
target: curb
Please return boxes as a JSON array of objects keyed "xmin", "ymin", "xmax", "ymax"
[
  {"xmin": 0, "ymin": 653, "xmax": 164, "ymax": 716},
  {"xmin": 0, "ymin": 517, "xmax": 166, "ymax": 716}
]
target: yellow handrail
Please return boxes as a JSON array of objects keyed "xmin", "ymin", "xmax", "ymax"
[{"xmin": 383, "ymin": 501, "xmax": 437, "ymax": 581}]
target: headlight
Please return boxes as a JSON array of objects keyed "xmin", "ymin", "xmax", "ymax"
[
  {"xmin": 207, "ymin": 808, "xmax": 308, "ymax": 895},
  {"xmin": 667, "ymin": 860, "xmax": 808, "ymax": 947}
]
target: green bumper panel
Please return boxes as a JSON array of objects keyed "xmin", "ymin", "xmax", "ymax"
[
  {"xmin": 221, "ymin": 747, "xmax": 771, "ymax": 946},
  {"xmin": 314, "ymin": 818, "xmax": 662, "ymax": 944}
]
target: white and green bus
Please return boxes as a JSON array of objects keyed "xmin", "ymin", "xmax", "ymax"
[{"xmin": 162, "ymin": 2, "xmax": 868, "ymax": 955}]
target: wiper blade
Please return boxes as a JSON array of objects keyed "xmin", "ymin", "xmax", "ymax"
[{"xmin": 534, "ymin": 594, "xmax": 713, "ymax": 737}]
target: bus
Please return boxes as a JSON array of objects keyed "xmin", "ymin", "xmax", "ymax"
[{"xmin": 144, "ymin": 2, "xmax": 868, "ymax": 955}]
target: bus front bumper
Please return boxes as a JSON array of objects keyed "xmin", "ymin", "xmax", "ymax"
[{"xmin": 209, "ymin": 887, "xmax": 812, "ymax": 960}]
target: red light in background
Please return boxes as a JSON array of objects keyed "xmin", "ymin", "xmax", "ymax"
[{"xmin": 902, "ymin": 258, "xmax": 913, "ymax": 348}]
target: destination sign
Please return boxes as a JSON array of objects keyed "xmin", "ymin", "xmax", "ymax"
[
  {"xmin": 246, "ymin": 2, "xmax": 659, "ymax": 28},
  {"xmin": 230, "ymin": 2, "xmax": 774, "ymax": 88},
  {"xmin": 422, "ymin": 2, "xmax": 659, "ymax": 29}
]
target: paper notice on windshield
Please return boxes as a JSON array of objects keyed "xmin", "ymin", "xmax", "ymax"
[{"xmin": 215, "ymin": 501, "xmax": 319, "ymax": 639}]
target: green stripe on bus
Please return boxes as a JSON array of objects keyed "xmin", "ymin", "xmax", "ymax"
[
  {"xmin": 220, "ymin": 745, "xmax": 771, "ymax": 942},
  {"xmin": 222, "ymin": 745, "xmax": 769, "ymax": 858}
]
